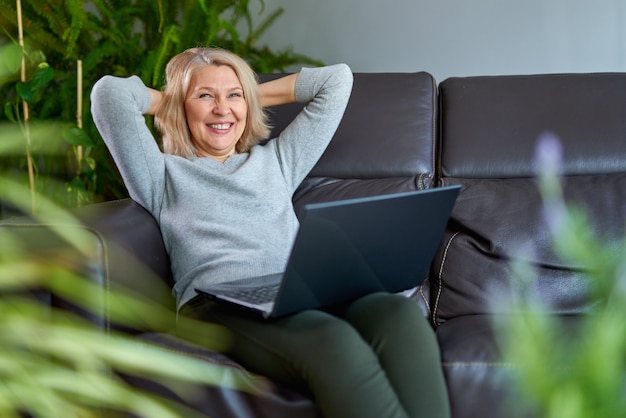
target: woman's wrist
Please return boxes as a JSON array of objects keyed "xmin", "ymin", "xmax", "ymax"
[
  {"xmin": 146, "ymin": 87, "xmax": 163, "ymax": 116},
  {"xmin": 258, "ymin": 73, "xmax": 299, "ymax": 108}
]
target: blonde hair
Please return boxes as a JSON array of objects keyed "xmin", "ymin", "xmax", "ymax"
[{"xmin": 155, "ymin": 47, "xmax": 270, "ymax": 159}]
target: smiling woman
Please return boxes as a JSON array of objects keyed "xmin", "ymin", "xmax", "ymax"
[
  {"xmin": 184, "ymin": 65, "xmax": 248, "ymax": 161},
  {"xmin": 90, "ymin": 47, "xmax": 450, "ymax": 418}
]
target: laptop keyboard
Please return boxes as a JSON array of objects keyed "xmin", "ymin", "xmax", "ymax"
[{"xmin": 222, "ymin": 283, "xmax": 280, "ymax": 305}]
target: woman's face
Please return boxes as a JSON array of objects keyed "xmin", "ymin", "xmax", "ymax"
[{"xmin": 184, "ymin": 65, "xmax": 247, "ymax": 161}]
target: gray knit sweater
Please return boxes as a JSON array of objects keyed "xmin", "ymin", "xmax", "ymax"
[{"xmin": 90, "ymin": 64, "xmax": 353, "ymax": 309}]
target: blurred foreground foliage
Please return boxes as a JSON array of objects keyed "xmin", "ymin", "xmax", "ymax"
[
  {"xmin": 0, "ymin": 177, "xmax": 260, "ymax": 418},
  {"xmin": 499, "ymin": 136, "xmax": 626, "ymax": 418}
]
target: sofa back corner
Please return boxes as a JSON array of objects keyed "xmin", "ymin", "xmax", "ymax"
[{"xmin": 432, "ymin": 72, "xmax": 626, "ymax": 325}]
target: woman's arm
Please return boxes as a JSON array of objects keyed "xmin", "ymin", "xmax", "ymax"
[
  {"xmin": 270, "ymin": 64, "xmax": 353, "ymax": 192},
  {"xmin": 258, "ymin": 73, "xmax": 299, "ymax": 108},
  {"xmin": 90, "ymin": 75, "xmax": 166, "ymax": 213}
]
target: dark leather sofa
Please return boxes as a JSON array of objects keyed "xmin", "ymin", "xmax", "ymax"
[{"xmin": 3, "ymin": 71, "xmax": 625, "ymax": 417}]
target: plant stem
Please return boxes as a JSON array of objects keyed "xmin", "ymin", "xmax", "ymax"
[
  {"xmin": 76, "ymin": 59, "xmax": 83, "ymax": 174},
  {"xmin": 16, "ymin": 0, "xmax": 36, "ymax": 214}
]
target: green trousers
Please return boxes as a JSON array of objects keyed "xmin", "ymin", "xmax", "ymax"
[{"xmin": 180, "ymin": 292, "xmax": 450, "ymax": 418}]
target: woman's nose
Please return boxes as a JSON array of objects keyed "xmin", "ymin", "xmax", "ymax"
[{"xmin": 213, "ymin": 98, "xmax": 230, "ymax": 115}]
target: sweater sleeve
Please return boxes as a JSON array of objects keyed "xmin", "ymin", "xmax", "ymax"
[
  {"xmin": 90, "ymin": 75, "xmax": 165, "ymax": 214},
  {"xmin": 273, "ymin": 64, "xmax": 353, "ymax": 191}
]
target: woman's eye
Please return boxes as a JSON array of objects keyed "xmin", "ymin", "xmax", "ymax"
[{"xmin": 196, "ymin": 92, "xmax": 242, "ymax": 100}]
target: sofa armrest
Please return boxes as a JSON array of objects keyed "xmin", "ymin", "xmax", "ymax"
[
  {"xmin": 74, "ymin": 199, "xmax": 174, "ymax": 297},
  {"xmin": 0, "ymin": 199, "xmax": 176, "ymax": 333},
  {"xmin": 76, "ymin": 199, "xmax": 177, "ymax": 331}
]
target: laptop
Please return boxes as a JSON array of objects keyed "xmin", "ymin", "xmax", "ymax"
[{"xmin": 195, "ymin": 185, "xmax": 460, "ymax": 319}]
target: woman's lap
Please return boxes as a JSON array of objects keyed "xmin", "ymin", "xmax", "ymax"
[{"xmin": 179, "ymin": 293, "xmax": 449, "ymax": 418}]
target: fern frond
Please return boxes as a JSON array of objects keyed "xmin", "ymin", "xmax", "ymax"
[
  {"xmin": 148, "ymin": 24, "xmax": 180, "ymax": 87},
  {"xmin": 27, "ymin": 1, "xmax": 71, "ymax": 41},
  {"xmin": 249, "ymin": 7, "xmax": 283, "ymax": 44},
  {"xmin": 0, "ymin": 0, "xmax": 17, "ymax": 26},
  {"xmin": 61, "ymin": 0, "xmax": 87, "ymax": 58},
  {"xmin": 0, "ymin": 2, "xmax": 65, "ymax": 56},
  {"xmin": 81, "ymin": 41, "xmax": 119, "ymax": 76},
  {"xmin": 180, "ymin": 1, "xmax": 209, "ymax": 48}
]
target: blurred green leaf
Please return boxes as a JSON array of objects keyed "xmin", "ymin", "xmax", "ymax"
[
  {"xmin": 62, "ymin": 125, "xmax": 94, "ymax": 146},
  {"xmin": 30, "ymin": 63, "xmax": 54, "ymax": 89},
  {"xmin": 15, "ymin": 81, "xmax": 34, "ymax": 102},
  {"xmin": 3, "ymin": 102, "xmax": 17, "ymax": 123},
  {"xmin": 15, "ymin": 65, "xmax": 54, "ymax": 103},
  {"xmin": 1, "ymin": 43, "xmax": 22, "ymax": 74}
]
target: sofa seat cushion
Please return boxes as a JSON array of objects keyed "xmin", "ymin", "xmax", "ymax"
[
  {"xmin": 437, "ymin": 314, "xmax": 584, "ymax": 418},
  {"xmin": 437, "ymin": 315, "xmax": 513, "ymax": 418}
]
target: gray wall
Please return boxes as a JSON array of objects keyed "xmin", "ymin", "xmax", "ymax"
[{"xmin": 254, "ymin": 0, "xmax": 626, "ymax": 81}]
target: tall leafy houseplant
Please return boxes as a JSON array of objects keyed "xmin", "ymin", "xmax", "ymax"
[{"xmin": 0, "ymin": 0, "xmax": 323, "ymax": 216}]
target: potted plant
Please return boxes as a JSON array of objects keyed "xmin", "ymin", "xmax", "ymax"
[{"xmin": 0, "ymin": 0, "xmax": 323, "ymax": 215}]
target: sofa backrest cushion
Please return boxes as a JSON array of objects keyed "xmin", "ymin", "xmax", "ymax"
[
  {"xmin": 430, "ymin": 73, "xmax": 626, "ymax": 325},
  {"xmin": 261, "ymin": 72, "xmax": 438, "ymax": 214},
  {"xmin": 439, "ymin": 73, "xmax": 626, "ymax": 178}
]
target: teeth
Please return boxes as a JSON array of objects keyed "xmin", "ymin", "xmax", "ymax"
[{"xmin": 209, "ymin": 123, "xmax": 231, "ymax": 130}]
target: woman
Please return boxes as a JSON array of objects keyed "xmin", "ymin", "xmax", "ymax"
[{"xmin": 91, "ymin": 47, "xmax": 450, "ymax": 418}]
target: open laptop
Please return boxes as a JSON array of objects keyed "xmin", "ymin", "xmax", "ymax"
[{"xmin": 195, "ymin": 185, "xmax": 460, "ymax": 319}]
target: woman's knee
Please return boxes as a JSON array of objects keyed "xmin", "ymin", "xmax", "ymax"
[
  {"xmin": 345, "ymin": 293, "xmax": 435, "ymax": 343},
  {"xmin": 283, "ymin": 310, "xmax": 366, "ymax": 355},
  {"xmin": 348, "ymin": 293, "xmax": 424, "ymax": 323},
  {"xmin": 250, "ymin": 310, "xmax": 382, "ymax": 392}
]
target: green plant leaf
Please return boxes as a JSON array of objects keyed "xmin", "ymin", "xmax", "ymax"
[
  {"xmin": 15, "ymin": 81, "xmax": 34, "ymax": 103},
  {"xmin": 30, "ymin": 64, "xmax": 55, "ymax": 90},
  {"xmin": 1, "ymin": 43, "xmax": 23, "ymax": 74},
  {"xmin": 3, "ymin": 102, "xmax": 17, "ymax": 123},
  {"xmin": 15, "ymin": 66, "xmax": 55, "ymax": 103},
  {"xmin": 62, "ymin": 126, "xmax": 94, "ymax": 146}
]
